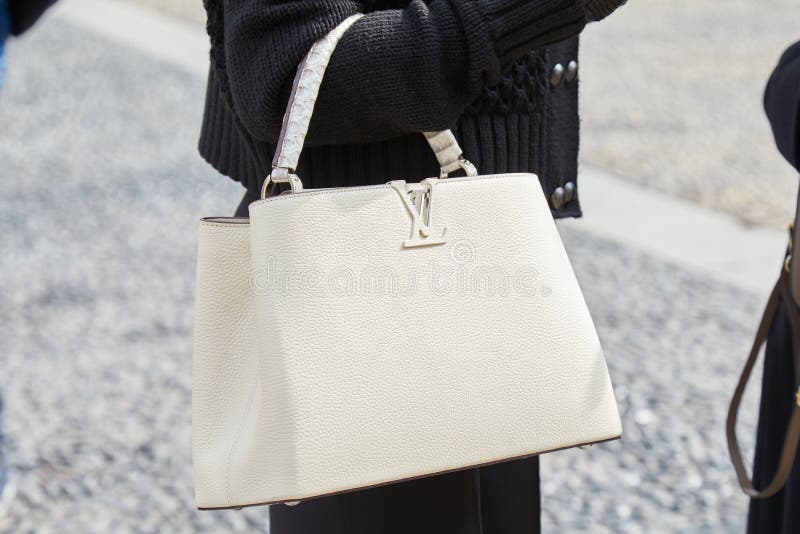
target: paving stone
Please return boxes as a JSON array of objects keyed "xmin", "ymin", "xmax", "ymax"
[{"xmin": 581, "ymin": 0, "xmax": 800, "ymax": 228}]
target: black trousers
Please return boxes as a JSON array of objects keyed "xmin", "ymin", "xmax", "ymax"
[
  {"xmin": 235, "ymin": 193, "xmax": 541, "ymax": 534},
  {"xmin": 269, "ymin": 457, "xmax": 540, "ymax": 534},
  {"xmin": 748, "ymin": 300, "xmax": 800, "ymax": 534}
]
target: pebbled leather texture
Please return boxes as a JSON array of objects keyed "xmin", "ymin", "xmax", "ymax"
[
  {"xmin": 193, "ymin": 219, "xmax": 257, "ymax": 507},
  {"xmin": 193, "ymin": 174, "xmax": 622, "ymax": 509},
  {"xmin": 193, "ymin": 15, "xmax": 622, "ymax": 510}
]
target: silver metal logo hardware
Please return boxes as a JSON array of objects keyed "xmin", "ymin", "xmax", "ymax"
[{"xmin": 390, "ymin": 180, "xmax": 447, "ymax": 248}]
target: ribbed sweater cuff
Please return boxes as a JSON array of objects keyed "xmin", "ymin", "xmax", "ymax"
[{"xmin": 477, "ymin": 0, "xmax": 586, "ymax": 68}]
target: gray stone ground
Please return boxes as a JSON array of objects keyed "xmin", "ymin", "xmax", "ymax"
[
  {"xmin": 129, "ymin": 0, "xmax": 204, "ymax": 23},
  {"xmin": 580, "ymin": 0, "xmax": 800, "ymax": 228},
  {"xmin": 543, "ymin": 228, "xmax": 761, "ymax": 533},
  {"xmin": 0, "ymin": 4, "xmax": 779, "ymax": 533}
]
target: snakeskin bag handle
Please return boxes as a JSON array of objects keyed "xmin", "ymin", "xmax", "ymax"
[{"xmin": 263, "ymin": 13, "xmax": 477, "ymax": 198}]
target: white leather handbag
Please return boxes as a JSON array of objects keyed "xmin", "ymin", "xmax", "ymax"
[{"xmin": 192, "ymin": 13, "xmax": 621, "ymax": 510}]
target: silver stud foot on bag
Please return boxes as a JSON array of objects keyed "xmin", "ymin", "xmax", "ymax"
[{"xmin": 192, "ymin": 13, "xmax": 622, "ymax": 510}]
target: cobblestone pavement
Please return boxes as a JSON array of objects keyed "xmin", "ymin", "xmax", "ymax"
[
  {"xmin": 0, "ymin": 9, "xmax": 769, "ymax": 534},
  {"xmin": 580, "ymin": 0, "xmax": 800, "ymax": 228}
]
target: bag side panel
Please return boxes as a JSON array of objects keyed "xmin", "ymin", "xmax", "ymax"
[{"xmin": 192, "ymin": 221, "xmax": 258, "ymax": 508}]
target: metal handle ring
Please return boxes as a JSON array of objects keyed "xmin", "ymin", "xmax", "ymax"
[{"xmin": 261, "ymin": 167, "xmax": 304, "ymax": 199}]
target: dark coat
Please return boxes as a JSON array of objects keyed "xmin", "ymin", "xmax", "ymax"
[
  {"xmin": 749, "ymin": 41, "xmax": 800, "ymax": 534},
  {"xmin": 764, "ymin": 42, "xmax": 800, "ymax": 173},
  {"xmin": 9, "ymin": 0, "xmax": 56, "ymax": 35}
]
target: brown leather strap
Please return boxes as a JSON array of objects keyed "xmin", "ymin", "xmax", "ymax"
[{"xmin": 726, "ymin": 268, "xmax": 800, "ymax": 498}]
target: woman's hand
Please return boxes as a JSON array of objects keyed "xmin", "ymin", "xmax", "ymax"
[{"xmin": 583, "ymin": 0, "xmax": 627, "ymax": 22}]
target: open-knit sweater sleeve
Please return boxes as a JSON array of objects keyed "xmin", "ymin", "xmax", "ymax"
[{"xmin": 218, "ymin": 0, "xmax": 587, "ymax": 146}]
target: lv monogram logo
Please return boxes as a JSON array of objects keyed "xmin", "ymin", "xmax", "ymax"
[{"xmin": 390, "ymin": 180, "xmax": 448, "ymax": 248}]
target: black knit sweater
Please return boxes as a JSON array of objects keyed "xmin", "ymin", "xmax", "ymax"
[{"xmin": 199, "ymin": 0, "xmax": 622, "ymax": 217}]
